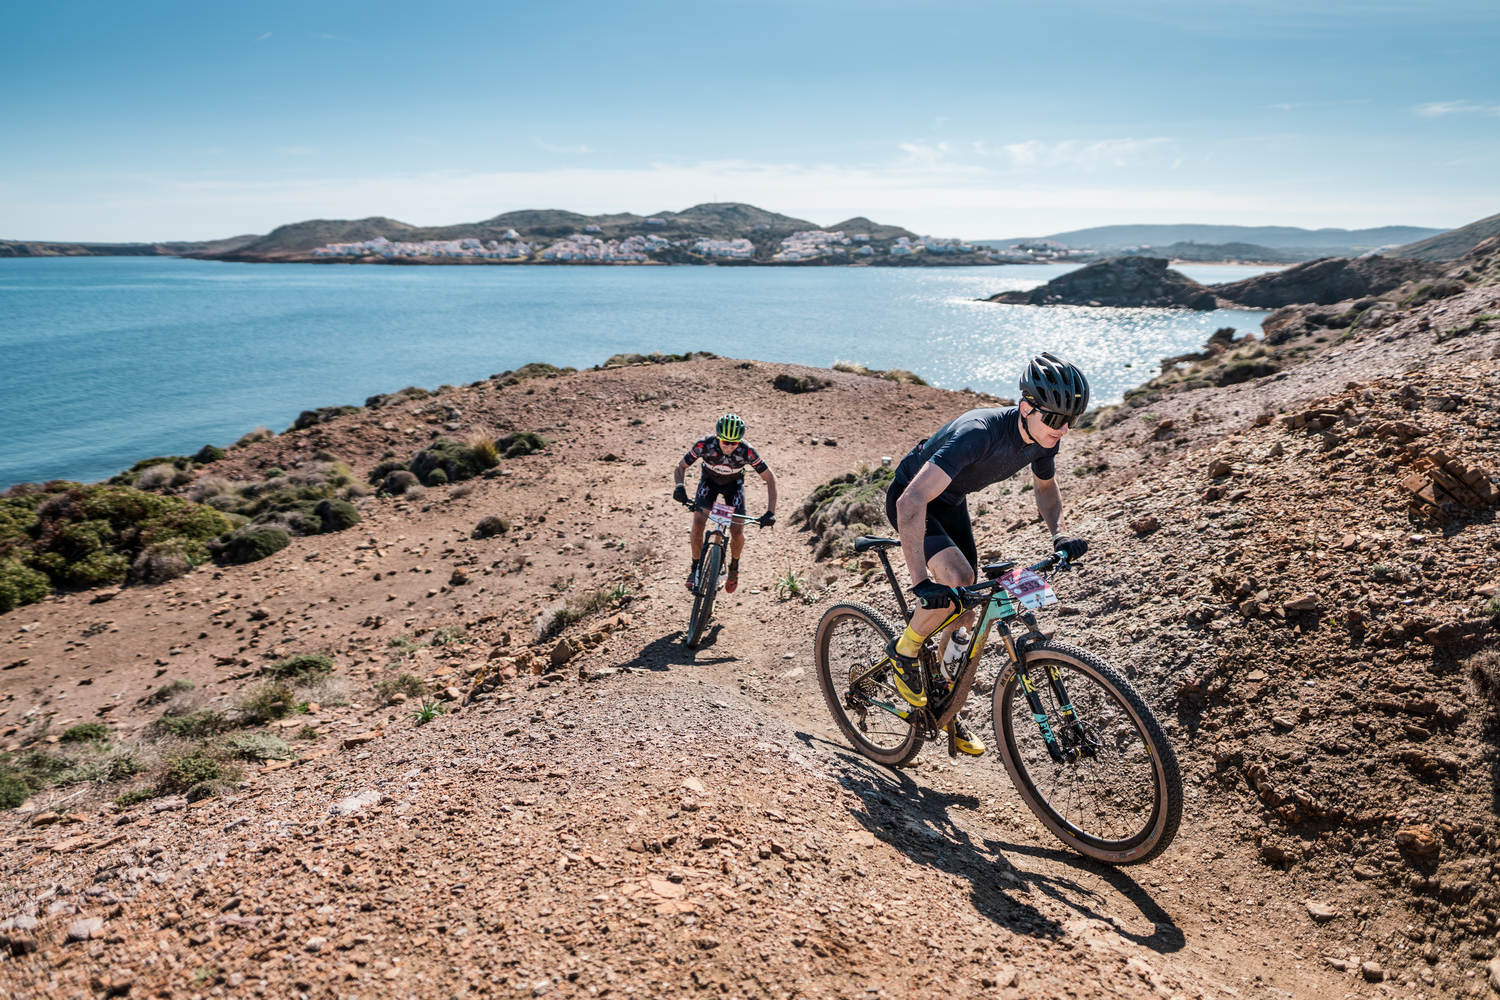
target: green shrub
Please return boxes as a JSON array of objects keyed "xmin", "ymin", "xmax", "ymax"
[
  {"xmin": 409, "ymin": 436, "xmax": 500, "ymax": 484},
  {"xmin": 0, "ymin": 483, "xmax": 229, "ymax": 600},
  {"xmin": 0, "ymin": 773, "xmax": 33, "ymax": 809},
  {"xmin": 365, "ymin": 386, "xmax": 430, "ymax": 407},
  {"xmin": 429, "ymin": 625, "xmax": 468, "ymax": 647},
  {"xmin": 152, "ymin": 710, "xmax": 230, "ymax": 738},
  {"xmin": 113, "ymin": 787, "xmax": 156, "ymax": 809},
  {"xmin": 314, "ymin": 499, "xmax": 361, "ymax": 532},
  {"xmin": 772, "ymin": 373, "xmax": 833, "ymax": 394},
  {"xmin": 56, "ymin": 751, "xmax": 145, "ymax": 785},
  {"xmin": 160, "ymin": 751, "xmax": 241, "ymax": 795},
  {"xmin": 194, "ymin": 445, "xmax": 226, "ymax": 464},
  {"xmin": 210, "ymin": 524, "xmax": 290, "ymax": 564},
  {"xmin": 412, "ymin": 700, "xmax": 444, "ymax": 726},
  {"xmin": 796, "ymin": 466, "xmax": 894, "ymax": 561},
  {"xmin": 474, "ymin": 515, "xmax": 510, "ymax": 538},
  {"xmin": 382, "ymin": 470, "xmax": 421, "ymax": 495},
  {"xmin": 0, "ymin": 558, "xmax": 49, "ymax": 613},
  {"xmin": 60, "ymin": 723, "xmax": 111, "ymax": 744},
  {"xmin": 369, "ymin": 458, "xmax": 409, "ymax": 483},
  {"xmin": 498, "ymin": 432, "xmax": 550, "ymax": 458},
  {"xmin": 130, "ymin": 539, "xmax": 198, "ymax": 584},
  {"xmin": 233, "ymin": 427, "xmax": 275, "ymax": 448},
  {"xmin": 239, "ymin": 681, "xmax": 297, "ymax": 721},
  {"xmin": 222, "ymin": 732, "xmax": 293, "ymax": 761},
  {"xmin": 268, "ymin": 653, "xmax": 334, "ymax": 681},
  {"xmin": 376, "ymin": 673, "xmax": 426, "ymax": 703}
]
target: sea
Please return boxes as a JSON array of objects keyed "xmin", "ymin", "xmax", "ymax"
[{"xmin": 0, "ymin": 257, "xmax": 1275, "ymax": 489}]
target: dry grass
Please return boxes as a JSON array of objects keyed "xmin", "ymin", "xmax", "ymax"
[{"xmin": 1467, "ymin": 650, "xmax": 1500, "ymax": 714}]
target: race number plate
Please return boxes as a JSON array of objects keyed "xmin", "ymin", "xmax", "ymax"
[
  {"xmin": 998, "ymin": 567, "xmax": 1057, "ymax": 610},
  {"xmin": 710, "ymin": 502, "xmax": 736, "ymax": 519}
]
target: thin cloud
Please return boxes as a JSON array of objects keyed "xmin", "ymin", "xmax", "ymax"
[
  {"xmin": 275, "ymin": 146, "xmax": 318, "ymax": 156},
  {"xmin": 1416, "ymin": 100, "xmax": 1500, "ymax": 116},
  {"xmin": 1264, "ymin": 99, "xmax": 1371, "ymax": 110},
  {"xmin": 533, "ymin": 138, "xmax": 593, "ymax": 154},
  {"xmin": 1000, "ymin": 138, "xmax": 1172, "ymax": 171},
  {"xmin": 254, "ymin": 32, "xmax": 271, "ymax": 42}
]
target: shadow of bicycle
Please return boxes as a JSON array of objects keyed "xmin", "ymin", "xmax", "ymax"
[
  {"xmin": 619, "ymin": 628, "xmax": 738, "ymax": 671},
  {"xmin": 794, "ymin": 730, "xmax": 1184, "ymax": 956}
]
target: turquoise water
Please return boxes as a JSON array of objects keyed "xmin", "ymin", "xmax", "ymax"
[{"xmin": 0, "ymin": 257, "xmax": 1273, "ymax": 488}]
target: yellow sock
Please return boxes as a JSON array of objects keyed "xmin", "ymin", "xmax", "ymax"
[{"xmin": 895, "ymin": 625, "xmax": 926, "ymax": 658}]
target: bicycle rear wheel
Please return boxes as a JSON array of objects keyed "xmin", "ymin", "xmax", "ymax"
[
  {"xmin": 993, "ymin": 641, "xmax": 1181, "ymax": 864},
  {"xmin": 685, "ymin": 544, "xmax": 721, "ymax": 648},
  {"xmin": 813, "ymin": 602, "xmax": 920, "ymax": 767}
]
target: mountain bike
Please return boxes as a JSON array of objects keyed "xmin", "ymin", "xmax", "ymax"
[
  {"xmin": 679, "ymin": 499, "xmax": 763, "ymax": 648},
  {"xmin": 813, "ymin": 536, "xmax": 1182, "ymax": 865}
]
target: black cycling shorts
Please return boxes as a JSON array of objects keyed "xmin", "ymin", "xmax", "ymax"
[
  {"xmin": 885, "ymin": 478, "xmax": 977, "ymax": 575},
  {"xmin": 695, "ymin": 476, "xmax": 746, "ymax": 516}
]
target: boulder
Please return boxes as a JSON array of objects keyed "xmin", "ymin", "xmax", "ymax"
[{"xmin": 985, "ymin": 256, "xmax": 1217, "ymax": 310}]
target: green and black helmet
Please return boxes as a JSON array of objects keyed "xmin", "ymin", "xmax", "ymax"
[
  {"xmin": 1019, "ymin": 352, "xmax": 1090, "ymax": 418},
  {"xmin": 716, "ymin": 413, "xmax": 746, "ymax": 443}
]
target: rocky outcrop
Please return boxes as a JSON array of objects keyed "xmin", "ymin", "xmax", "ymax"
[
  {"xmin": 1211, "ymin": 255, "xmax": 1440, "ymax": 308},
  {"xmin": 985, "ymin": 256, "xmax": 1217, "ymax": 310}
]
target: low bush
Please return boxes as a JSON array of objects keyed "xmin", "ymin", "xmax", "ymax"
[
  {"xmin": 130, "ymin": 539, "xmax": 197, "ymax": 584},
  {"xmin": 429, "ymin": 625, "xmax": 468, "ymax": 647},
  {"xmin": 772, "ymin": 373, "xmax": 833, "ymax": 394},
  {"xmin": 797, "ymin": 466, "xmax": 895, "ymax": 560},
  {"xmin": 474, "ymin": 515, "xmax": 510, "ymax": 538},
  {"xmin": 601, "ymin": 350, "xmax": 716, "ymax": 367},
  {"xmin": 382, "ymin": 470, "xmax": 421, "ymax": 495},
  {"xmin": 0, "ymin": 483, "xmax": 230, "ymax": 605},
  {"xmin": 268, "ymin": 653, "xmax": 334, "ymax": 681},
  {"xmin": 209, "ymin": 524, "xmax": 291, "ymax": 564},
  {"xmin": 194, "ymin": 444, "xmax": 226, "ymax": 464},
  {"xmin": 375, "ymin": 673, "xmax": 426, "ymax": 704},
  {"xmin": 365, "ymin": 386, "xmax": 431, "ymax": 408},
  {"xmin": 369, "ymin": 458, "xmax": 409, "ymax": 483},
  {"xmin": 289, "ymin": 405, "xmax": 361, "ymax": 432},
  {"xmin": 152, "ymin": 709, "xmax": 231, "ymax": 739},
  {"xmin": 56, "ymin": 750, "xmax": 145, "ymax": 785},
  {"xmin": 449, "ymin": 481, "xmax": 477, "ymax": 499},
  {"xmin": 409, "ymin": 436, "xmax": 500, "ymax": 485},
  {"xmin": 831, "ymin": 361, "xmax": 929, "ymax": 386},
  {"xmin": 234, "ymin": 427, "xmax": 275, "ymax": 448},
  {"xmin": 239, "ymin": 681, "xmax": 297, "ymax": 721},
  {"xmin": 491, "ymin": 363, "xmax": 576, "ymax": 384},
  {"xmin": 160, "ymin": 751, "xmax": 242, "ymax": 798},
  {"xmin": 222, "ymin": 732, "xmax": 294, "ymax": 761},
  {"xmin": 498, "ymin": 432, "xmax": 549, "ymax": 458},
  {"xmin": 0, "ymin": 772, "xmax": 31, "ymax": 809},
  {"xmin": 60, "ymin": 722, "xmax": 111, "ymax": 744},
  {"xmin": 146, "ymin": 678, "xmax": 195, "ymax": 704},
  {"xmin": 114, "ymin": 787, "xmax": 156, "ymax": 809},
  {"xmin": 314, "ymin": 499, "xmax": 361, "ymax": 532}
]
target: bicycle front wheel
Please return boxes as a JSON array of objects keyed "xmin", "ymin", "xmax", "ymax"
[
  {"xmin": 685, "ymin": 544, "xmax": 721, "ymax": 648},
  {"xmin": 994, "ymin": 641, "xmax": 1181, "ymax": 864},
  {"xmin": 813, "ymin": 602, "xmax": 920, "ymax": 768}
]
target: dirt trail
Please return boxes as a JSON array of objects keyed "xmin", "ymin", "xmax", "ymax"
[{"xmin": 2, "ymin": 264, "xmax": 1499, "ymax": 999}]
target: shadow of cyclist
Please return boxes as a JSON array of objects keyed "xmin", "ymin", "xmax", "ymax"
[
  {"xmin": 620, "ymin": 630, "xmax": 737, "ymax": 671},
  {"xmin": 799, "ymin": 731, "xmax": 1183, "ymax": 956}
]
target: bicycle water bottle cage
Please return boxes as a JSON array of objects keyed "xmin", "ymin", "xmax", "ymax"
[
  {"xmin": 981, "ymin": 561, "xmax": 1015, "ymax": 579},
  {"xmin": 852, "ymin": 536, "xmax": 900, "ymax": 553}
]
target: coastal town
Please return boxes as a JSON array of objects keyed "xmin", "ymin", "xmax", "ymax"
[{"xmin": 306, "ymin": 228, "xmax": 1080, "ymax": 265}]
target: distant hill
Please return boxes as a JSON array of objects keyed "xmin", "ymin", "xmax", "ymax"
[
  {"xmin": 1387, "ymin": 210, "xmax": 1500, "ymax": 261},
  {"xmin": 825, "ymin": 216, "xmax": 918, "ymax": 241},
  {"xmin": 1143, "ymin": 241, "xmax": 1310, "ymax": 264},
  {"xmin": 0, "ymin": 234, "xmax": 259, "ymax": 259},
  {"xmin": 976, "ymin": 223, "xmax": 1446, "ymax": 255}
]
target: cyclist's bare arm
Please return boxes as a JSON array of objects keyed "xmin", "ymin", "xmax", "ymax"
[
  {"xmin": 1033, "ymin": 475, "xmax": 1065, "ymax": 536},
  {"xmin": 673, "ymin": 458, "xmax": 690, "ymax": 488},
  {"xmin": 759, "ymin": 467, "xmax": 778, "ymax": 521},
  {"xmin": 894, "ymin": 462, "xmax": 952, "ymax": 585}
]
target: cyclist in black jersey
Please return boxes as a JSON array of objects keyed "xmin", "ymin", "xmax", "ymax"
[
  {"xmin": 881, "ymin": 353, "xmax": 1092, "ymax": 755},
  {"xmin": 673, "ymin": 414, "xmax": 778, "ymax": 595}
]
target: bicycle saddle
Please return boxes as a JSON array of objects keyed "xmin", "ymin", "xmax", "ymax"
[
  {"xmin": 982, "ymin": 561, "xmax": 1015, "ymax": 579},
  {"xmin": 852, "ymin": 535, "xmax": 899, "ymax": 553}
]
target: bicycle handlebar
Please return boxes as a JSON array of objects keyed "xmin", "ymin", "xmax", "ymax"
[
  {"xmin": 955, "ymin": 550, "xmax": 1071, "ymax": 601},
  {"xmin": 676, "ymin": 497, "xmax": 767, "ymax": 525}
]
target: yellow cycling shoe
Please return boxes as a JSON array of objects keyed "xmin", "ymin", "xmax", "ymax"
[
  {"xmin": 954, "ymin": 721, "xmax": 986, "ymax": 756},
  {"xmin": 885, "ymin": 639, "xmax": 927, "ymax": 708}
]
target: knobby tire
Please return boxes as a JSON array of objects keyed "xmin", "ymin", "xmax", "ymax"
[
  {"xmin": 993, "ymin": 640, "xmax": 1182, "ymax": 865},
  {"xmin": 814, "ymin": 601, "xmax": 921, "ymax": 768},
  {"xmin": 686, "ymin": 543, "xmax": 722, "ymax": 648}
]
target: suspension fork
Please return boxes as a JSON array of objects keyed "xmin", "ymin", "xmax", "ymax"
[{"xmin": 1004, "ymin": 612, "xmax": 1078, "ymax": 765}]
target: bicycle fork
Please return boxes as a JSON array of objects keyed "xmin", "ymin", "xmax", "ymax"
[{"xmin": 994, "ymin": 611, "xmax": 1097, "ymax": 765}]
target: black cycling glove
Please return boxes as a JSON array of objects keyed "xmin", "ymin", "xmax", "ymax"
[
  {"xmin": 1052, "ymin": 534, "xmax": 1089, "ymax": 560},
  {"xmin": 672, "ymin": 484, "xmax": 689, "ymax": 506},
  {"xmin": 758, "ymin": 512, "xmax": 777, "ymax": 528},
  {"xmin": 912, "ymin": 580, "xmax": 962, "ymax": 611}
]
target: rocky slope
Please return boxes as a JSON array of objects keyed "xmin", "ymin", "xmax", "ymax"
[
  {"xmin": 1209, "ymin": 256, "xmax": 1442, "ymax": 309},
  {"xmin": 2, "ymin": 260, "xmax": 1500, "ymax": 999}
]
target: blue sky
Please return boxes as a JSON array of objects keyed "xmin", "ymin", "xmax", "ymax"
[{"xmin": 2, "ymin": 0, "xmax": 1497, "ymax": 241}]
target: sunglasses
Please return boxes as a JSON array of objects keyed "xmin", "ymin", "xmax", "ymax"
[{"xmin": 1031, "ymin": 408, "xmax": 1071, "ymax": 430}]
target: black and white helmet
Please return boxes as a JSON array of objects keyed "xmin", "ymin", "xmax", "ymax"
[{"xmin": 1019, "ymin": 352, "xmax": 1090, "ymax": 417}]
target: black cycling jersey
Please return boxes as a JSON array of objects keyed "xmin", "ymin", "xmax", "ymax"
[
  {"xmin": 893, "ymin": 406, "xmax": 1058, "ymax": 503},
  {"xmin": 683, "ymin": 437, "xmax": 769, "ymax": 485}
]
